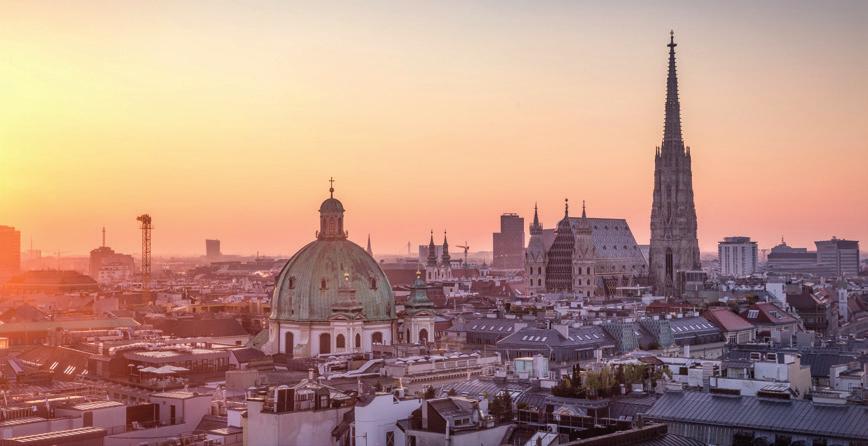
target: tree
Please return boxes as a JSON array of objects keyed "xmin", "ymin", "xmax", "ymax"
[
  {"xmin": 447, "ymin": 388, "xmax": 457, "ymax": 396},
  {"xmin": 423, "ymin": 385, "xmax": 436, "ymax": 399}
]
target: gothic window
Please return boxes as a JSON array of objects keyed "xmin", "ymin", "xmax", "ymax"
[
  {"xmin": 537, "ymin": 267, "xmax": 542, "ymax": 275},
  {"xmin": 336, "ymin": 334, "xmax": 346, "ymax": 349},
  {"xmin": 370, "ymin": 278, "xmax": 377, "ymax": 289},
  {"xmin": 586, "ymin": 267, "xmax": 591, "ymax": 275},
  {"xmin": 538, "ymin": 279, "xmax": 542, "ymax": 286},
  {"xmin": 355, "ymin": 333, "xmax": 361, "ymax": 348},
  {"xmin": 665, "ymin": 248, "xmax": 674, "ymax": 281}
]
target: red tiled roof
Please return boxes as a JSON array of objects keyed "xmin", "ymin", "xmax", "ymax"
[{"xmin": 704, "ymin": 308, "xmax": 754, "ymax": 332}]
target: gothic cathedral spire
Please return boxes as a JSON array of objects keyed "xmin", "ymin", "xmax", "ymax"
[{"xmin": 649, "ymin": 31, "xmax": 701, "ymax": 296}]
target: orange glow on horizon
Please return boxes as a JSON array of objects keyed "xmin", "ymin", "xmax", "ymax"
[{"xmin": 1, "ymin": 2, "xmax": 866, "ymax": 257}]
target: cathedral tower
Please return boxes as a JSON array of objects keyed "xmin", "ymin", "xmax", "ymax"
[
  {"xmin": 572, "ymin": 201, "xmax": 596, "ymax": 298},
  {"xmin": 526, "ymin": 204, "xmax": 547, "ymax": 296},
  {"xmin": 649, "ymin": 32, "xmax": 701, "ymax": 296}
]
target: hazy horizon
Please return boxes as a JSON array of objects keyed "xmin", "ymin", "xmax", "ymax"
[{"xmin": 3, "ymin": 1, "xmax": 867, "ymax": 258}]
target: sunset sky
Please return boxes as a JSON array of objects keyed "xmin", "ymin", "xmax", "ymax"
[{"xmin": 2, "ymin": 1, "xmax": 866, "ymax": 258}]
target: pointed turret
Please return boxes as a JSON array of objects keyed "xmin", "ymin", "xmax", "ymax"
[
  {"xmin": 366, "ymin": 234, "xmax": 373, "ymax": 257},
  {"xmin": 530, "ymin": 203, "xmax": 542, "ymax": 236},
  {"xmin": 441, "ymin": 231, "xmax": 451, "ymax": 265},
  {"xmin": 426, "ymin": 231, "xmax": 438, "ymax": 267},
  {"xmin": 663, "ymin": 30, "xmax": 683, "ymax": 152},
  {"xmin": 406, "ymin": 269, "xmax": 434, "ymax": 312}
]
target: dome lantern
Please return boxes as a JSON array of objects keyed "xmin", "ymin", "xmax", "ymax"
[{"xmin": 319, "ymin": 177, "xmax": 347, "ymax": 240}]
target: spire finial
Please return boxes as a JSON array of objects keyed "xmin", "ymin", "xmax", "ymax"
[
  {"xmin": 328, "ymin": 177, "xmax": 335, "ymax": 198},
  {"xmin": 101, "ymin": 226, "xmax": 106, "ymax": 247},
  {"xmin": 581, "ymin": 200, "xmax": 587, "ymax": 219},
  {"xmin": 564, "ymin": 198, "xmax": 569, "ymax": 218},
  {"xmin": 670, "ymin": 29, "xmax": 675, "ymax": 45}
]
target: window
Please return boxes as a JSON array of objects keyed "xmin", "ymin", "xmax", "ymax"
[
  {"xmin": 372, "ymin": 331, "xmax": 383, "ymax": 344},
  {"xmin": 336, "ymin": 334, "xmax": 346, "ymax": 349},
  {"xmin": 370, "ymin": 278, "xmax": 377, "ymax": 289},
  {"xmin": 386, "ymin": 432, "xmax": 395, "ymax": 446},
  {"xmin": 289, "ymin": 277, "xmax": 295, "ymax": 289},
  {"xmin": 320, "ymin": 279, "xmax": 327, "ymax": 290},
  {"xmin": 355, "ymin": 333, "xmax": 361, "ymax": 349}
]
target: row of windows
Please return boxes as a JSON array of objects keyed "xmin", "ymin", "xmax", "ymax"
[{"xmin": 287, "ymin": 277, "xmax": 378, "ymax": 290}]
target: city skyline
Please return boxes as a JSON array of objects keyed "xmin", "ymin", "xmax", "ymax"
[{"xmin": 2, "ymin": 1, "xmax": 867, "ymax": 257}]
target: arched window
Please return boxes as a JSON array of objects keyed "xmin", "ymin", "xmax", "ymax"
[
  {"xmin": 586, "ymin": 267, "xmax": 591, "ymax": 275},
  {"xmin": 370, "ymin": 277, "xmax": 377, "ymax": 289},
  {"xmin": 355, "ymin": 333, "xmax": 361, "ymax": 349},
  {"xmin": 336, "ymin": 334, "xmax": 345, "ymax": 349},
  {"xmin": 319, "ymin": 333, "xmax": 331, "ymax": 355},
  {"xmin": 284, "ymin": 332, "xmax": 294, "ymax": 358},
  {"xmin": 537, "ymin": 267, "xmax": 542, "ymax": 275},
  {"xmin": 371, "ymin": 331, "xmax": 383, "ymax": 344},
  {"xmin": 289, "ymin": 277, "xmax": 295, "ymax": 289},
  {"xmin": 320, "ymin": 278, "xmax": 327, "ymax": 290},
  {"xmin": 419, "ymin": 329, "xmax": 429, "ymax": 344},
  {"xmin": 537, "ymin": 278, "xmax": 542, "ymax": 286}
]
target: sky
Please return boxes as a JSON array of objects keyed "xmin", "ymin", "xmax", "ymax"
[{"xmin": 1, "ymin": 1, "xmax": 867, "ymax": 257}]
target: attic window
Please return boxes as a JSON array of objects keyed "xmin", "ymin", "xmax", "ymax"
[
  {"xmin": 747, "ymin": 310, "xmax": 759, "ymax": 319},
  {"xmin": 370, "ymin": 278, "xmax": 377, "ymax": 289},
  {"xmin": 289, "ymin": 277, "xmax": 296, "ymax": 289}
]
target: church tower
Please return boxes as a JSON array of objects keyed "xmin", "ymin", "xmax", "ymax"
[
  {"xmin": 526, "ymin": 204, "xmax": 547, "ymax": 296},
  {"xmin": 404, "ymin": 269, "xmax": 435, "ymax": 344},
  {"xmin": 440, "ymin": 232, "xmax": 453, "ymax": 280},
  {"xmin": 425, "ymin": 231, "xmax": 438, "ymax": 282},
  {"xmin": 649, "ymin": 32, "xmax": 701, "ymax": 296},
  {"xmin": 572, "ymin": 201, "xmax": 596, "ymax": 298}
]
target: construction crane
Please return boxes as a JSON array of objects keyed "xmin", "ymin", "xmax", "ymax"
[
  {"xmin": 456, "ymin": 242, "xmax": 470, "ymax": 277},
  {"xmin": 137, "ymin": 214, "xmax": 152, "ymax": 302}
]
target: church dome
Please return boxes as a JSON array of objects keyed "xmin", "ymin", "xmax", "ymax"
[
  {"xmin": 270, "ymin": 181, "xmax": 394, "ymax": 322},
  {"xmin": 319, "ymin": 197, "xmax": 344, "ymax": 213},
  {"xmin": 270, "ymin": 239, "xmax": 395, "ymax": 322}
]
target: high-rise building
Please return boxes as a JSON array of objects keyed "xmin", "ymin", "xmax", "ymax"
[
  {"xmin": 493, "ymin": 213, "xmax": 524, "ymax": 269},
  {"xmin": 815, "ymin": 237, "xmax": 860, "ymax": 277},
  {"xmin": 718, "ymin": 236, "xmax": 758, "ymax": 277},
  {"xmin": 648, "ymin": 32, "xmax": 701, "ymax": 296},
  {"xmin": 0, "ymin": 225, "xmax": 21, "ymax": 276},
  {"xmin": 766, "ymin": 239, "xmax": 818, "ymax": 275},
  {"xmin": 206, "ymin": 239, "xmax": 222, "ymax": 258}
]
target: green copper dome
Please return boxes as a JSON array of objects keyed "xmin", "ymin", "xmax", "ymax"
[{"xmin": 270, "ymin": 238, "xmax": 395, "ymax": 322}]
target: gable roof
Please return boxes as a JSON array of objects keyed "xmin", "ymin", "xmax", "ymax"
[{"xmin": 704, "ymin": 308, "xmax": 754, "ymax": 332}]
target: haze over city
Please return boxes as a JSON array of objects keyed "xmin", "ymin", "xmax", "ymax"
[{"xmin": 2, "ymin": 0, "xmax": 867, "ymax": 257}]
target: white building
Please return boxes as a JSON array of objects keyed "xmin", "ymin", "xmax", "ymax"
[{"xmin": 718, "ymin": 236, "xmax": 758, "ymax": 277}]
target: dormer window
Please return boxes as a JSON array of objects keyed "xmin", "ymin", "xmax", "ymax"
[
  {"xmin": 370, "ymin": 278, "xmax": 377, "ymax": 289},
  {"xmin": 289, "ymin": 277, "xmax": 296, "ymax": 289}
]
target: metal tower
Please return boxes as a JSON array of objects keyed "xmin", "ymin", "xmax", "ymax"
[{"xmin": 136, "ymin": 214, "xmax": 152, "ymax": 300}]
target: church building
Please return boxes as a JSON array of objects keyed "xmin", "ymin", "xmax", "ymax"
[
  {"xmin": 260, "ymin": 181, "xmax": 430, "ymax": 357},
  {"xmin": 525, "ymin": 200, "xmax": 647, "ymax": 298}
]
